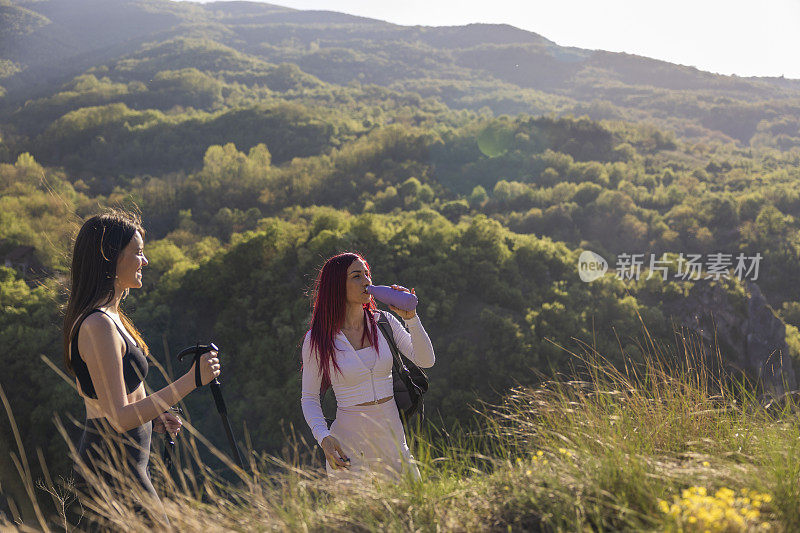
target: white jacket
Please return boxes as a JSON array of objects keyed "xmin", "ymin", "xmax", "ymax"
[{"xmin": 300, "ymin": 310, "xmax": 435, "ymax": 444}]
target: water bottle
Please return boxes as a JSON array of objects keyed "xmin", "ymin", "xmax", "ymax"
[{"xmin": 366, "ymin": 285, "xmax": 418, "ymax": 311}]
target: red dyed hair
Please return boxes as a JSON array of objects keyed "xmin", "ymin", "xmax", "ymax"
[{"xmin": 306, "ymin": 252, "xmax": 379, "ymax": 393}]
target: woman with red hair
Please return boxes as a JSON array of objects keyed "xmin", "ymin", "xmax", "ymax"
[{"xmin": 300, "ymin": 252, "xmax": 435, "ymax": 480}]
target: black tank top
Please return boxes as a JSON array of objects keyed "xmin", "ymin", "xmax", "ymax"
[{"xmin": 70, "ymin": 309, "xmax": 148, "ymax": 399}]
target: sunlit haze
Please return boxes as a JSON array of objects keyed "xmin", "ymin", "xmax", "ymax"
[{"xmin": 178, "ymin": 0, "xmax": 800, "ymax": 79}]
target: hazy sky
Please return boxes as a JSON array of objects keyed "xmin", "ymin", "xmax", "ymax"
[{"xmin": 179, "ymin": 0, "xmax": 800, "ymax": 79}]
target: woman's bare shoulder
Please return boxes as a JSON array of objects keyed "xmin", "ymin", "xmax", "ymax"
[
  {"xmin": 79, "ymin": 311, "xmax": 116, "ymax": 336},
  {"xmin": 78, "ymin": 312, "xmax": 122, "ymax": 358}
]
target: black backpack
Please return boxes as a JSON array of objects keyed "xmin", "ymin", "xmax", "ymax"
[{"xmin": 376, "ymin": 311, "xmax": 429, "ymax": 423}]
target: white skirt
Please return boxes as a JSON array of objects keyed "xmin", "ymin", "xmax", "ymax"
[{"xmin": 326, "ymin": 400, "xmax": 420, "ymax": 481}]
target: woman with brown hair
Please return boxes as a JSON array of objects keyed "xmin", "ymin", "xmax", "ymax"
[
  {"xmin": 300, "ymin": 252, "xmax": 435, "ymax": 480},
  {"xmin": 63, "ymin": 210, "xmax": 220, "ymax": 506}
]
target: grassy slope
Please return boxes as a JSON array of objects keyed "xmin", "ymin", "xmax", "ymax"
[{"xmin": 3, "ymin": 324, "xmax": 796, "ymax": 532}]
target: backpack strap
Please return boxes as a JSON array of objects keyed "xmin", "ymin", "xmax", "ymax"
[
  {"xmin": 376, "ymin": 311, "xmax": 404, "ymax": 373},
  {"xmin": 377, "ymin": 310, "xmax": 426, "ymax": 422}
]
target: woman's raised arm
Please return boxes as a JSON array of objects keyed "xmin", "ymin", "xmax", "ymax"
[{"xmin": 386, "ymin": 311, "xmax": 435, "ymax": 368}]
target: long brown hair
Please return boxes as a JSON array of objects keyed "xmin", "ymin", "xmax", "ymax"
[
  {"xmin": 63, "ymin": 210, "xmax": 149, "ymax": 376},
  {"xmin": 307, "ymin": 252, "xmax": 379, "ymax": 392}
]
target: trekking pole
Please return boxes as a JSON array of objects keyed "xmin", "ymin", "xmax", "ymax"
[
  {"xmin": 176, "ymin": 342, "xmax": 245, "ymax": 470},
  {"xmin": 161, "ymin": 405, "xmax": 183, "ymax": 474}
]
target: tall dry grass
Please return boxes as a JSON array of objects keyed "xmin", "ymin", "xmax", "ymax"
[{"xmin": 1, "ymin": 321, "xmax": 798, "ymax": 531}]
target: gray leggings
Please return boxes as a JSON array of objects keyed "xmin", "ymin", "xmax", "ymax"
[{"xmin": 73, "ymin": 417, "xmax": 157, "ymax": 500}]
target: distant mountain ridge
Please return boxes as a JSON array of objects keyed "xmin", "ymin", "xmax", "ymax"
[{"xmin": 2, "ymin": 0, "xmax": 800, "ymax": 145}]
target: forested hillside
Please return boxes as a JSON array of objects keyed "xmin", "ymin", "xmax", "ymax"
[
  {"xmin": 2, "ymin": 0, "xmax": 800, "ymax": 523},
  {"xmin": 3, "ymin": 0, "xmax": 800, "ymax": 148}
]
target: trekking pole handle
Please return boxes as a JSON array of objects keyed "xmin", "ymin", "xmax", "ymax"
[{"xmin": 177, "ymin": 342, "xmax": 220, "ymax": 388}]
